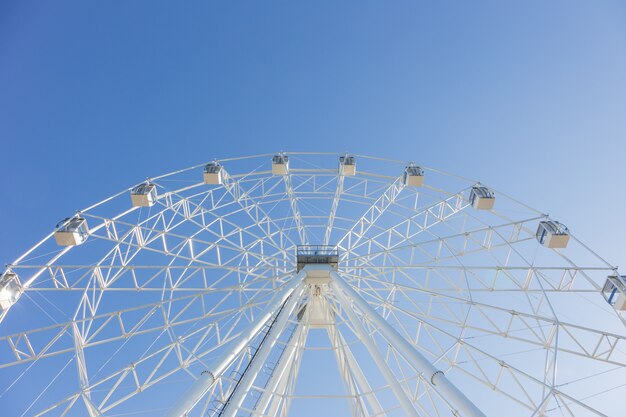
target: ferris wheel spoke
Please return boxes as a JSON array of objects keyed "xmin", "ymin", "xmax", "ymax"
[
  {"xmin": 345, "ymin": 264, "xmax": 610, "ymax": 297},
  {"xmin": 159, "ymin": 179, "xmax": 292, "ymax": 257},
  {"xmin": 12, "ymin": 264, "xmax": 284, "ymax": 292},
  {"xmin": 349, "ymin": 278, "xmax": 626, "ymax": 367},
  {"xmin": 84, "ymin": 208, "xmax": 287, "ymax": 270},
  {"xmin": 283, "ymin": 171, "xmax": 309, "ymax": 245},
  {"xmin": 31, "ymin": 326, "xmax": 212, "ymax": 414},
  {"xmin": 55, "ymin": 191, "xmax": 292, "ymax": 328},
  {"xmin": 162, "ymin": 179, "xmax": 294, "ymax": 257},
  {"xmin": 0, "ymin": 273, "xmax": 281, "ymax": 368},
  {"xmin": 344, "ymin": 216, "xmax": 541, "ymax": 269},
  {"xmin": 396, "ymin": 307, "xmax": 615, "ymax": 415},
  {"xmin": 345, "ymin": 217, "xmax": 609, "ymax": 301},
  {"xmin": 139, "ymin": 184, "xmax": 290, "ymax": 262},
  {"xmin": 336, "ymin": 176, "xmax": 406, "ymax": 252},
  {"xmin": 334, "ymin": 277, "xmax": 618, "ymax": 414},
  {"xmin": 220, "ymin": 171, "xmax": 301, "ymax": 251},
  {"xmin": 33, "ymin": 290, "xmax": 287, "ymax": 416},
  {"xmin": 340, "ymin": 190, "xmax": 471, "ymax": 265},
  {"xmin": 323, "ymin": 172, "xmax": 345, "ymax": 246},
  {"xmin": 318, "ymin": 169, "xmax": 394, "ymax": 247}
]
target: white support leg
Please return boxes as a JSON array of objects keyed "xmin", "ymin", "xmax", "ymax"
[
  {"xmin": 331, "ymin": 272, "xmax": 487, "ymax": 417},
  {"xmin": 332, "ymin": 284, "xmax": 421, "ymax": 417},
  {"xmin": 219, "ymin": 283, "xmax": 306, "ymax": 417},
  {"xmin": 166, "ymin": 271, "xmax": 307, "ymax": 417},
  {"xmin": 328, "ymin": 324, "xmax": 365, "ymax": 417},
  {"xmin": 328, "ymin": 324, "xmax": 386, "ymax": 417},
  {"xmin": 265, "ymin": 325, "xmax": 309, "ymax": 417},
  {"xmin": 253, "ymin": 324, "xmax": 304, "ymax": 416}
]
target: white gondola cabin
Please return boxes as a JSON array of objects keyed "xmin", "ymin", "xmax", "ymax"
[
  {"xmin": 339, "ymin": 155, "xmax": 356, "ymax": 176},
  {"xmin": 204, "ymin": 162, "xmax": 224, "ymax": 184},
  {"xmin": 603, "ymin": 275, "xmax": 626, "ymax": 311},
  {"xmin": 0, "ymin": 271, "xmax": 22, "ymax": 311},
  {"xmin": 54, "ymin": 217, "xmax": 89, "ymax": 246},
  {"xmin": 470, "ymin": 186, "xmax": 495, "ymax": 210},
  {"xmin": 403, "ymin": 165, "xmax": 424, "ymax": 187},
  {"xmin": 536, "ymin": 221, "xmax": 569, "ymax": 248},
  {"xmin": 272, "ymin": 155, "xmax": 289, "ymax": 175},
  {"xmin": 130, "ymin": 183, "xmax": 157, "ymax": 207}
]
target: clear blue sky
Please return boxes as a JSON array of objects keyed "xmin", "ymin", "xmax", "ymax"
[
  {"xmin": 2, "ymin": 1, "xmax": 626, "ymax": 272},
  {"xmin": 1, "ymin": 2, "xmax": 626, "ymax": 415}
]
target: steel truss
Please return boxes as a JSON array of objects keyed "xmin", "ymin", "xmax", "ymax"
[{"xmin": 1, "ymin": 152, "xmax": 624, "ymax": 417}]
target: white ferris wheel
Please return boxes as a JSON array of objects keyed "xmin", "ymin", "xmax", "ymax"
[{"xmin": 1, "ymin": 152, "xmax": 625, "ymax": 417}]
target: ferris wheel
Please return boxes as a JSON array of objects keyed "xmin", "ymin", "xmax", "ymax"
[{"xmin": 1, "ymin": 152, "xmax": 625, "ymax": 417}]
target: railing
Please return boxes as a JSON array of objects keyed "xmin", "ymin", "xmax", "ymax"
[{"xmin": 296, "ymin": 245, "xmax": 339, "ymax": 271}]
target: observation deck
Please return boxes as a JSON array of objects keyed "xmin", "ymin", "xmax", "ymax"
[{"xmin": 296, "ymin": 245, "xmax": 339, "ymax": 272}]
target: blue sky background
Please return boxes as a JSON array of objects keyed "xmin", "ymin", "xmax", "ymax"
[
  {"xmin": 2, "ymin": 1, "xmax": 626, "ymax": 271},
  {"xmin": 2, "ymin": 1, "xmax": 626, "ymax": 273},
  {"xmin": 1, "ymin": 1, "xmax": 626, "ymax": 415}
]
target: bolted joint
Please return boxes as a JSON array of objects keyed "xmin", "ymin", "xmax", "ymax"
[{"xmin": 430, "ymin": 370, "xmax": 444, "ymax": 385}]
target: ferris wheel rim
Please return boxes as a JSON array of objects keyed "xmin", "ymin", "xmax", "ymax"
[{"xmin": 1, "ymin": 151, "xmax": 624, "ymax": 417}]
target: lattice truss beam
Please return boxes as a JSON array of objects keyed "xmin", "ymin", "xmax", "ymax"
[{"xmin": 1, "ymin": 153, "xmax": 623, "ymax": 417}]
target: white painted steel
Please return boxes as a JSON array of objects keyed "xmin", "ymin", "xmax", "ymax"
[
  {"xmin": 218, "ymin": 283, "xmax": 306, "ymax": 417},
  {"xmin": 331, "ymin": 277, "xmax": 421, "ymax": 417},
  {"xmin": 331, "ymin": 271, "xmax": 488, "ymax": 417},
  {"xmin": 1, "ymin": 152, "xmax": 624, "ymax": 417},
  {"xmin": 165, "ymin": 272, "xmax": 306, "ymax": 417},
  {"xmin": 327, "ymin": 324, "xmax": 386, "ymax": 417}
]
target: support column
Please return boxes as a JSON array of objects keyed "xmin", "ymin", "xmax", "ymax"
[
  {"xmin": 327, "ymin": 324, "xmax": 386, "ymax": 417},
  {"xmin": 332, "ymin": 283, "xmax": 421, "ymax": 417},
  {"xmin": 253, "ymin": 323, "xmax": 304, "ymax": 416},
  {"xmin": 219, "ymin": 283, "xmax": 306, "ymax": 417},
  {"xmin": 331, "ymin": 272, "xmax": 487, "ymax": 417},
  {"xmin": 263, "ymin": 325, "xmax": 309, "ymax": 417},
  {"xmin": 166, "ymin": 271, "xmax": 306, "ymax": 417}
]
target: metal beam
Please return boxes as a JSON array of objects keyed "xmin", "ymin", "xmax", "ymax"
[
  {"xmin": 331, "ymin": 271, "xmax": 487, "ymax": 417},
  {"xmin": 264, "ymin": 325, "xmax": 309, "ymax": 417},
  {"xmin": 331, "ymin": 281, "xmax": 421, "ymax": 417},
  {"xmin": 219, "ymin": 283, "xmax": 305, "ymax": 417},
  {"xmin": 253, "ymin": 323, "xmax": 304, "ymax": 416},
  {"xmin": 165, "ymin": 271, "xmax": 306, "ymax": 417},
  {"xmin": 327, "ymin": 324, "xmax": 386, "ymax": 417},
  {"xmin": 324, "ymin": 175, "xmax": 344, "ymax": 245},
  {"xmin": 284, "ymin": 170, "xmax": 309, "ymax": 245}
]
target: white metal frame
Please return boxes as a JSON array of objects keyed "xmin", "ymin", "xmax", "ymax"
[{"xmin": 1, "ymin": 152, "xmax": 624, "ymax": 417}]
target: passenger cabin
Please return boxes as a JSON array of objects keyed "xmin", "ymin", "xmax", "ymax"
[
  {"xmin": 130, "ymin": 183, "xmax": 157, "ymax": 207},
  {"xmin": 603, "ymin": 275, "xmax": 626, "ymax": 311},
  {"xmin": 403, "ymin": 165, "xmax": 424, "ymax": 187},
  {"xmin": 536, "ymin": 221, "xmax": 569, "ymax": 249},
  {"xmin": 204, "ymin": 162, "xmax": 224, "ymax": 184},
  {"xmin": 470, "ymin": 186, "xmax": 495, "ymax": 210},
  {"xmin": 272, "ymin": 155, "xmax": 289, "ymax": 175},
  {"xmin": 0, "ymin": 271, "xmax": 22, "ymax": 311},
  {"xmin": 54, "ymin": 217, "xmax": 89, "ymax": 246},
  {"xmin": 296, "ymin": 245, "xmax": 339, "ymax": 272},
  {"xmin": 339, "ymin": 155, "xmax": 356, "ymax": 176}
]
